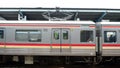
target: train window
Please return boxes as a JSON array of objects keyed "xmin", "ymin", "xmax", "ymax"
[
  {"xmin": 54, "ymin": 31, "xmax": 59, "ymax": 40},
  {"xmin": 80, "ymin": 30, "xmax": 93, "ymax": 42},
  {"xmin": 29, "ymin": 31, "xmax": 41, "ymax": 42},
  {"xmin": 0, "ymin": 30, "xmax": 4, "ymax": 39},
  {"xmin": 16, "ymin": 30, "xmax": 42, "ymax": 42},
  {"xmin": 16, "ymin": 31, "xmax": 28, "ymax": 41},
  {"xmin": 104, "ymin": 31, "xmax": 116, "ymax": 43},
  {"xmin": 63, "ymin": 30, "xmax": 68, "ymax": 40}
]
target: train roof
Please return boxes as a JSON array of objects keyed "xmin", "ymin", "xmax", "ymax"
[{"xmin": 0, "ymin": 21, "xmax": 95, "ymax": 24}]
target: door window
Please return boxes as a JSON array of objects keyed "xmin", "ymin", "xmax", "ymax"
[
  {"xmin": 63, "ymin": 30, "xmax": 68, "ymax": 40},
  {"xmin": 54, "ymin": 31, "xmax": 59, "ymax": 40}
]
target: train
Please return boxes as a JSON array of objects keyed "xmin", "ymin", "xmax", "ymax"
[{"xmin": 0, "ymin": 21, "xmax": 120, "ymax": 64}]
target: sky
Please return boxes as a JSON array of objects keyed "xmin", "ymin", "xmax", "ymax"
[{"xmin": 0, "ymin": 0, "xmax": 120, "ymax": 9}]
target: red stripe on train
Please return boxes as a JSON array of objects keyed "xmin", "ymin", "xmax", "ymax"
[
  {"xmin": 103, "ymin": 44, "xmax": 120, "ymax": 47},
  {"xmin": 71, "ymin": 44, "xmax": 95, "ymax": 46},
  {"xmin": 0, "ymin": 42, "xmax": 95, "ymax": 46},
  {"xmin": 52, "ymin": 44, "xmax": 95, "ymax": 46}
]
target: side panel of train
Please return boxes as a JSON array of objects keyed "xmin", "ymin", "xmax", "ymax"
[
  {"xmin": 0, "ymin": 26, "xmax": 96, "ymax": 56},
  {"xmin": 101, "ymin": 24, "xmax": 120, "ymax": 56}
]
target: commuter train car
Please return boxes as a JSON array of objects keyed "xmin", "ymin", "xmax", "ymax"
[
  {"xmin": 0, "ymin": 21, "xmax": 96, "ymax": 64},
  {"xmin": 1, "ymin": 21, "xmax": 120, "ymax": 64}
]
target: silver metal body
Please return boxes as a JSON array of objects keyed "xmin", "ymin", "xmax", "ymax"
[
  {"xmin": 101, "ymin": 22, "xmax": 120, "ymax": 56},
  {"xmin": 0, "ymin": 21, "xmax": 96, "ymax": 56}
]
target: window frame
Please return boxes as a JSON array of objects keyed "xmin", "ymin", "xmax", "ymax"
[
  {"xmin": 63, "ymin": 30, "xmax": 68, "ymax": 40},
  {"xmin": 80, "ymin": 30, "xmax": 94, "ymax": 43},
  {"xmin": 53, "ymin": 30, "xmax": 60, "ymax": 40},
  {"xmin": 29, "ymin": 30, "xmax": 42, "ymax": 42},
  {"xmin": 15, "ymin": 30, "xmax": 42, "ymax": 42},
  {"xmin": 103, "ymin": 30, "xmax": 117, "ymax": 43},
  {"xmin": 0, "ymin": 30, "xmax": 4, "ymax": 39},
  {"xmin": 15, "ymin": 30, "xmax": 29, "ymax": 41}
]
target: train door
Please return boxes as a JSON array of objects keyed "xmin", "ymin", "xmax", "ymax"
[
  {"xmin": 51, "ymin": 29, "xmax": 61, "ymax": 52},
  {"xmin": 51, "ymin": 28, "xmax": 71, "ymax": 53},
  {"xmin": 0, "ymin": 28, "xmax": 5, "ymax": 54}
]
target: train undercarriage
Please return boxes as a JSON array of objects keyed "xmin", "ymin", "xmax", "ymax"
[
  {"xmin": 0, "ymin": 55, "xmax": 97, "ymax": 65},
  {"xmin": 1, "ymin": 55, "xmax": 120, "ymax": 65}
]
